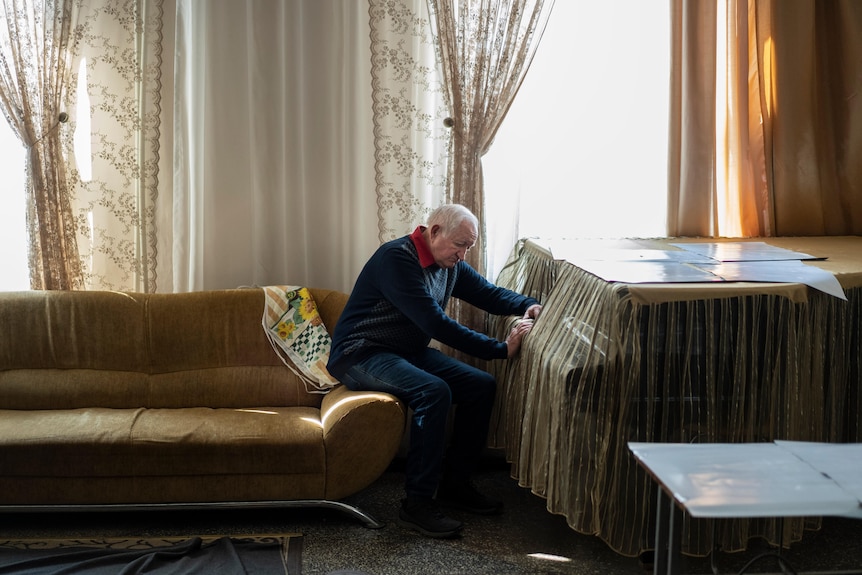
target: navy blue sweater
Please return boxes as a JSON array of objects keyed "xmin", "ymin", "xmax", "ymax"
[{"xmin": 327, "ymin": 229, "xmax": 539, "ymax": 379}]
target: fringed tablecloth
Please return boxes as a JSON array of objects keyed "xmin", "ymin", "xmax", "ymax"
[{"xmin": 487, "ymin": 237, "xmax": 862, "ymax": 557}]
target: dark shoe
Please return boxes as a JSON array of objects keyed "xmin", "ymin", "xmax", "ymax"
[
  {"xmin": 396, "ymin": 498, "xmax": 463, "ymax": 538},
  {"xmin": 436, "ymin": 480, "xmax": 503, "ymax": 515}
]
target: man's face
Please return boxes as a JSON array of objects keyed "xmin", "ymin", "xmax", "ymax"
[{"xmin": 428, "ymin": 220, "xmax": 477, "ymax": 269}]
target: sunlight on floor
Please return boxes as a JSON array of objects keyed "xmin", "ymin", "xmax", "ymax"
[{"xmin": 527, "ymin": 552, "xmax": 573, "ymax": 563}]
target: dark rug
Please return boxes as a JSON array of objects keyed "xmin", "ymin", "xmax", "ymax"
[{"xmin": 0, "ymin": 533, "xmax": 303, "ymax": 574}]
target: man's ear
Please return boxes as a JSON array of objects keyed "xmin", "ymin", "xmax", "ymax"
[{"xmin": 429, "ymin": 224, "xmax": 442, "ymax": 237}]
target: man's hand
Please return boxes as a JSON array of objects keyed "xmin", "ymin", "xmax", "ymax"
[
  {"xmin": 506, "ymin": 319, "xmax": 534, "ymax": 359},
  {"xmin": 523, "ymin": 304, "xmax": 543, "ymax": 320}
]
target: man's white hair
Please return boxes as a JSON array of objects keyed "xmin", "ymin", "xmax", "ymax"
[{"xmin": 428, "ymin": 204, "xmax": 478, "ymax": 235}]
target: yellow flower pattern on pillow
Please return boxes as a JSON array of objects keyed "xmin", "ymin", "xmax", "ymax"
[{"xmin": 262, "ymin": 286, "xmax": 339, "ymax": 393}]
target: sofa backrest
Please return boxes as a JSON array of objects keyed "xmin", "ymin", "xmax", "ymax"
[{"xmin": 0, "ymin": 287, "xmax": 348, "ymax": 410}]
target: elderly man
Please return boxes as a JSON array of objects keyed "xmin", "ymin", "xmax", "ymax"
[{"xmin": 327, "ymin": 204, "xmax": 542, "ymax": 538}]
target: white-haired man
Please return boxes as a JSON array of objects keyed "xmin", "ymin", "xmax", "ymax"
[{"xmin": 327, "ymin": 204, "xmax": 542, "ymax": 538}]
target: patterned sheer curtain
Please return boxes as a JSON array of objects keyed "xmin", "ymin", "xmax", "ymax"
[
  {"xmin": 669, "ymin": 0, "xmax": 862, "ymax": 238},
  {"xmin": 369, "ymin": 0, "xmax": 451, "ymax": 241},
  {"xmin": 0, "ymin": 0, "xmax": 162, "ymax": 292},
  {"xmin": 0, "ymin": 0, "xmax": 83, "ymax": 290},
  {"xmin": 427, "ymin": 0, "xmax": 554, "ymax": 332},
  {"xmin": 64, "ymin": 0, "xmax": 164, "ymax": 292}
]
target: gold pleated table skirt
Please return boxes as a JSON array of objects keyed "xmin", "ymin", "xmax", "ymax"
[{"xmin": 487, "ymin": 236, "xmax": 862, "ymax": 557}]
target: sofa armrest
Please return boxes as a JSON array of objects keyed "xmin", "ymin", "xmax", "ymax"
[{"xmin": 320, "ymin": 385, "xmax": 406, "ymax": 500}]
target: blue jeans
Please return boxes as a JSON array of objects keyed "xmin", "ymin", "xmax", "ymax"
[{"xmin": 339, "ymin": 347, "xmax": 496, "ymax": 500}]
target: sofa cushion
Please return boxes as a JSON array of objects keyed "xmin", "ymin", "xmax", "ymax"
[
  {"xmin": 145, "ymin": 291, "xmax": 282, "ymax": 373},
  {"xmin": 0, "ymin": 289, "xmax": 354, "ymax": 410},
  {"xmin": 0, "ymin": 367, "xmax": 323, "ymax": 410},
  {"xmin": 0, "ymin": 407, "xmax": 325, "ymax": 477},
  {"xmin": 0, "ymin": 290, "xmax": 149, "ymax": 372}
]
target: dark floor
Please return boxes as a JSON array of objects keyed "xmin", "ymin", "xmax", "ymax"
[{"xmin": 2, "ymin": 456, "xmax": 861, "ymax": 575}]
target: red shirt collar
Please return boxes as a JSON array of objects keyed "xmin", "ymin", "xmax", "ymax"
[{"xmin": 410, "ymin": 226, "xmax": 436, "ymax": 268}]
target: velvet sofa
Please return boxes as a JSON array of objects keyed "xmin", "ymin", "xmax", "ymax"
[{"xmin": 0, "ymin": 288, "xmax": 405, "ymax": 526}]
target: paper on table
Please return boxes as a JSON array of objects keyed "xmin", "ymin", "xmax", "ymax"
[
  {"xmin": 550, "ymin": 239, "xmax": 845, "ymax": 299},
  {"xmin": 571, "ymin": 259, "xmax": 722, "ymax": 284},
  {"xmin": 551, "ymin": 246, "xmax": 716, "ymax": 264},
  {"xmin": 695, "ymin": 260, "xmax": 846, "ymax": 300},
  {"xmin": 670, "ymin": 241, "xmax": 822, "ymax": 262}
]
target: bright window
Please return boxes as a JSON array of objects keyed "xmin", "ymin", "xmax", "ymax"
[
  {"xmin": 484, "ymin": 0, "xmax": 671, "ymax": 279},
  {"xmin": 0, "ymin": 120, "xmax": 28, "ymax": 291},
  {"xmin": 0, "ymin": 58, "xmax": 91, "ymax": 291}
]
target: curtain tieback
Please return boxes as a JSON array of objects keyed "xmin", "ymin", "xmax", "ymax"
[{"xmin": 27, "ymin": 112, "xmax": 69, "ymax": 149}]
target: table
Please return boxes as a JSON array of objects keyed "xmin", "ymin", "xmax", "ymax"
[
  {"xmin": 488, "ymin": 237, "xmax": 862, "ymax": 557},
  {"xmin": 629, "ymin": 441, "xmax": 862, "ymax": 574}
]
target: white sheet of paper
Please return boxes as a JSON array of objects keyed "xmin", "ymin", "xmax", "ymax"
[
  {"xmin": 570, "ymin": 259, "xmax": 722, "ymax": 284},
  {"xmin": 549, "ymin": 240, "xmax": 845, "ymax": 299},
  {"xmin": 551, "ymin": 246, "xmax": 715, "ymax": 264},
  {"xmin": 670, "ymin": 241, "xmax": 821, "ymax": 262},
  {"xmin": 695, "ymin": 260, "xmax": 846, "ymax": 300}
]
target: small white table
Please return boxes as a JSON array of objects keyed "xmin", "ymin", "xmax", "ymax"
[{"xmin": 628, "ymin": 441, "xmax": 862, "ymax": 574}]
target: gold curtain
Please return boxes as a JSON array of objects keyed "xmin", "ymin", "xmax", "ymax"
[
  {"xmin": 0, "ymin": 0, "xmax": 83, "ymax": 290},
  {"xmin": 669, "ymin": 0, "xmax": 862, "ymax": 238},
  {"xmin": 427, "ymin": 0, "xmax": 554, "ymax": 335},
  {"xmin": 762, "ymin": 0, "xmax": 862, "ymax": 234}
]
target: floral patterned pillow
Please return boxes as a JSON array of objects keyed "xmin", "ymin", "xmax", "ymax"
[{"xmin": 262, "ymin": 285, "xmax": 339, "ymax": 393}]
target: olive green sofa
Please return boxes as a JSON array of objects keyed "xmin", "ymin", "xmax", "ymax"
[{"xmin": 0, "ymin": 288, "xmax": 405, "ymax": 526}]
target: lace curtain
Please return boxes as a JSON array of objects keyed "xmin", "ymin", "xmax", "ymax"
[
  {"xmin": 427, "ymin": 0, "xmax": 554, "ymax": 277},
  {"xmin": 0, "ymin": 0, "xmax": 163, "ymax": 292},
  {"xmin": 0, "ymin": 0, "xmax": 83, "ymax": 290},
  {"xmin": 369, "ymin": 0, "xmax": 451, "ymax": 241},
  {"xmin": 426, "ymin": 0, "xmax": 554, "ymax": 339},
  {"xmin": 65, "ymin": 0, "xmax": 163, "ymax": 292}
]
